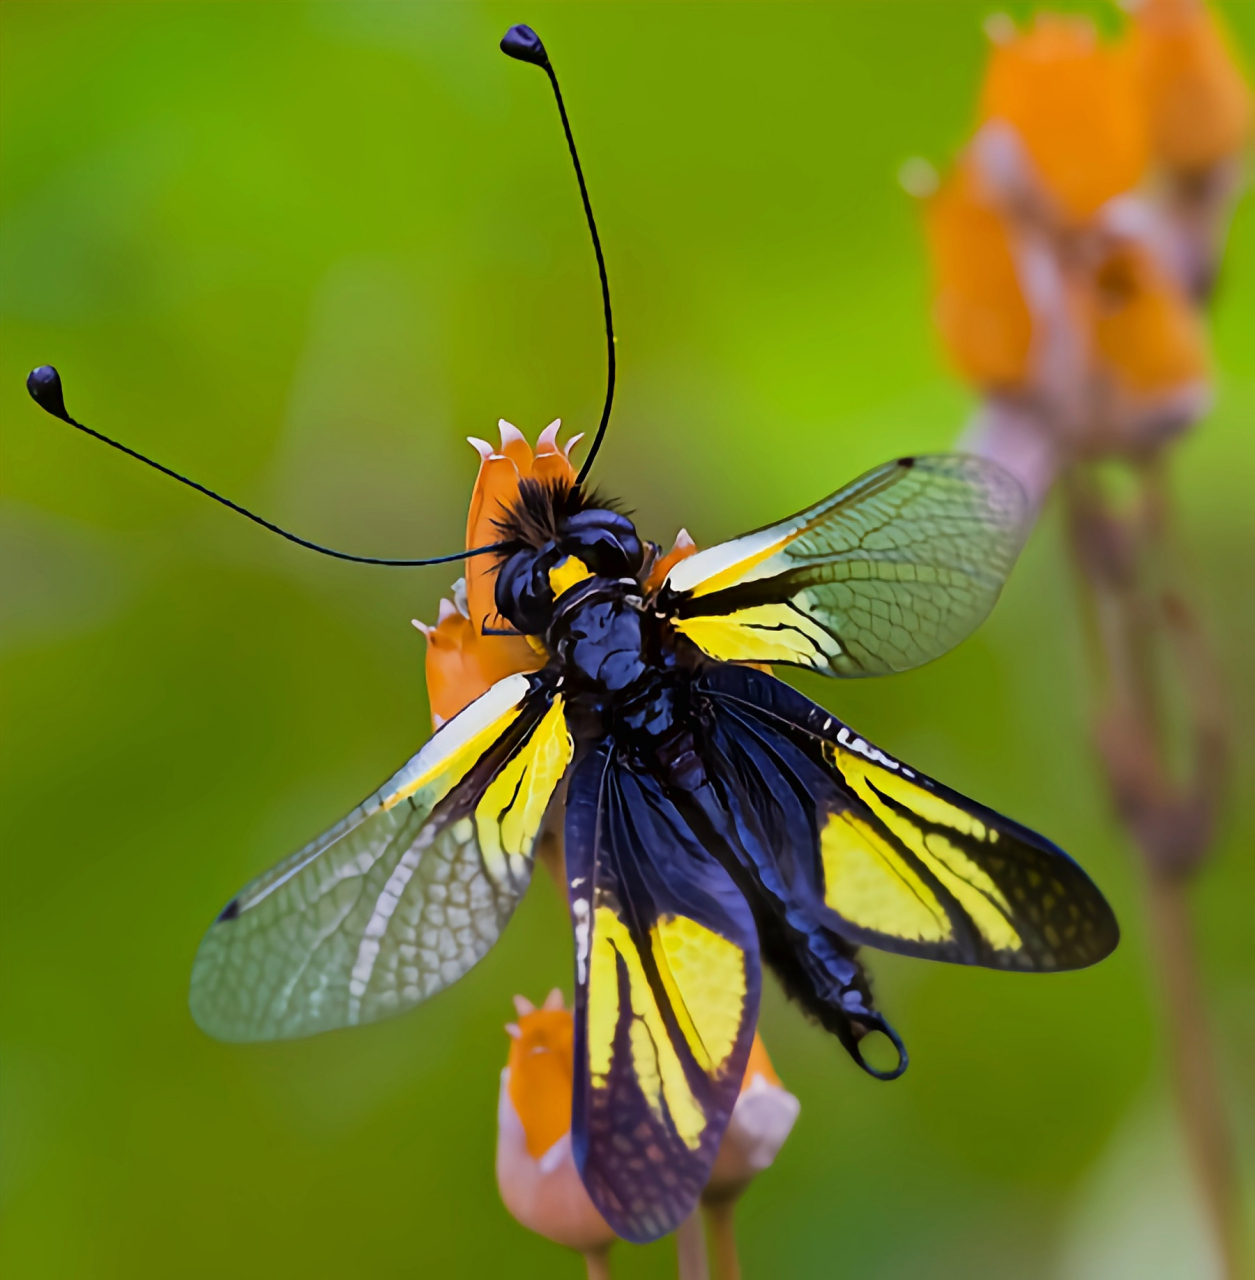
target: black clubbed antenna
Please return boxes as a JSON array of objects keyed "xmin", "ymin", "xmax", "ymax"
[
  {"xmin": 24, "ymin": 366, "xmax": 500, "ymax": 567},
  {"xmin": 501, "ymin": 24, "xmax": 615, "ymax": 487}
]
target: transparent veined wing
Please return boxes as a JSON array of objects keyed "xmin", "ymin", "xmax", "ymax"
[
  {"xmin": 702, "ymin": 664, "xmax": 1119, "ymax": 972},
  {"xmin": 661, "ymin": 454, "xmax": 1030, "ymax": 677},
  {"xmin": 564, "ymin": 741, "xmax": 761, "ymax": 1243},
  {"xmin": 190, "ymin": 672, "xmax": 573, "ymax": 1042}
]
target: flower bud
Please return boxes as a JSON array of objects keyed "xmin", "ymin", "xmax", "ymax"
[{"xmin": 495, "ymin": 991, "xmax": 616, "ymax": 1255}]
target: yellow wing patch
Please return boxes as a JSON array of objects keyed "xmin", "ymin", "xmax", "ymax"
[
  {"xmin": 651, "ymin": 915, "xmax": 746, "ymax": 1074},
  {"xmin": 825, "ymin": 745, "xmax": 1023, "ymax": 955},
  {"xmin": 476, "ymin": 695, "xmax": 574, "ymax": 884},
  {"xmin": 673, "ymin": 600, "xmax": 841, "ymax": 668},
  {"xmin": 382, "ymin": 673, "xmax": 532, "ymax": 812},
  {"xmin": 588, "ymin": 906, "xmax": 706, "ymax": 1150},
  {"xmin": 820, "ymin": 811, "xmax": 951, "ymax": 943}
]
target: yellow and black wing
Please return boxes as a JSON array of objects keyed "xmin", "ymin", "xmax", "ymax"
[
  {"xmin": 702, "ymin": 665, "xmax": 1118, "ymax": 972},
  {"xmin": 660, "ymin": 454, "xmax": 1029, "ymax": 676},
  {"xmin": 564, "ymin": 742, "xmax": 761, "ymax": 1243},
  {"xmin": 189, "ymin": 672, "xmax": 573, "ymax": 1042}
]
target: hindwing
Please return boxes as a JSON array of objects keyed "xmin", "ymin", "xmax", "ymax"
[
  {"xmin": 565, "ymin": 742, "xmax": 761, "ymax": 1243},
  {"xmin": 701, "ymin": 665, "xmax": 1119, "ymax": 972}
]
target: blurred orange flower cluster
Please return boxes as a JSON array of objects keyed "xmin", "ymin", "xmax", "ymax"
[{"xmin": 922, "ymin": 1, "xmax": 1249, "ymax": 498}]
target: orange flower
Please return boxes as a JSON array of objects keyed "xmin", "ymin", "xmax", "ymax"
[
  {"xmin": 464, "ymin": 420, "xmax": 581, "ymax": 635},
  {"xmin": 1088, "ymin": 240, "xmax": 1209, "ymax": 395},
  {"xmin": 1129, "ymin": 0, "xmax": 1252, "ymax": 173},
  {"xmin": 414, "ymin": 582, "xmax": 541, "ymax": 729},
  {"xmin": 496, "ymin": 991, "xmax": 616, "ymax": 1256},
  {"xmin": 919, "ymin": 9, "xmax": 1220, "ymax": 466},
  {"xmin": 414, "ymin": 421, "xmax": 582, "ymax": 729},
  {"xmin": 924, "ymin": 157, "xmax": 1034, "ymax": 389},
  {"xmin": 704, "ymin": 1033, "xmax": 800, "ymax": 1205},
  {"xmin": 979, "ymin": 14, "xmax": 1149, "ymax": 221}
]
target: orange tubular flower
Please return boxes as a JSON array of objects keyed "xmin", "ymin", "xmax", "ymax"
[
  {"xmin": 924, "ymin": 158, "xmax": 1035, "ymax": 390},
  {"xmin": 1088, "ymin": 240, "xmax": 1209, "ymax": 397},
  {"xmin": 415, "ymin": 421, "xmax": 582, "ymax": 729},
  {"xmin": 496, "ymin": 991, "xmax": 616, "ymax": 1257},
  {"xmin": 1129, "ymin": 0, "xmax": 1252, "ymax": 174},
  {"xmin": 921, "ymin": 9, "xmax": 1223, "ymax": 480},
  {"xmin": 703, "ymin": 1034, "xmax": 800, "ymax": 1205},
  {"xmin": 979, "ymin": 14, "xmax": 1148, "ymax": 222}
]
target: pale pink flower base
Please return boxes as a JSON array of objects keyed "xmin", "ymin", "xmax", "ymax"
[
  {"xmin": 706, "ymin": 1074, "xmax": 801, "ymax": 1202},
  {"xmin": 496, "ymin": 1069, "xmax": 617, "ymax": 1253}
]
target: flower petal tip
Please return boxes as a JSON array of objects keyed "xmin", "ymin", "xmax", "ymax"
[
  {"xmin": 498, "ymin": 420, "xmax": 526, "ymax": 448},
  {"xmin": 673, "ymin": 528, "xmax": 697, "ymax": 551},
  {"xmin": 899, "ymin": 156, "xmax": 940, "ymax": 199},
  {"xmin": 542, "ymin": 987, "xmax": 565, "ymax": 1011},
  {"xmin": 563, "ymin": 432, "xmax": 585, "ymax": 458},
  {"xmin": 411, "ymin": 618, "xmax": 433, "ymax": 638},
  {"xmin": 467, "ymin": 436, "xmax": 495, "ymax": 461},
  {"xmin": 437, "ymin": 598, "xmax": 459, "ymax": 624},
  {"xmin": 537, "ymin": 420, "xmax": 563, "ymax": 453},
  {"xmin": 505, "ymin": 1022, "xmax": 522, "ymax": 1039},
  {"xmin": 983, "ymin": 11, "xmax": 1016, "ymax": 44},
  {"xmin": 513, "ymin": 993, "xmax": 536, "ymax": 1017}
]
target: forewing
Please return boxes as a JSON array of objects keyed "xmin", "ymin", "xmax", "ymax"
[
  {"xmin": 663, "ymin": 454, "xmax": 1029, "ymax": 676},
  {"xmin": 190, "ymin": 673, "xmax": 573, "ymax": 1042},
  {"xmin": 702, "ymin": 664, "xmax": 1119, "ymax": 971},
  {"xmin": 565, "ymin": 743, "xmax": 761, "ymax": 1243}
]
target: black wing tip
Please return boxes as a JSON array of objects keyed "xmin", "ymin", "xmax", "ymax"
[
  {"xmin": 216, "ymin": 897, "xmax": 241, "ymax": 922},
  {"xmin": 897, "ymin": 455, "xmax": 916, "ymax": 469}
]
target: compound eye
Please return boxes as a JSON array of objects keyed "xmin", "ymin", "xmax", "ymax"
[
  {"xmin": 562, "ymin": 510, "xmax": 644, "ymax": 577},
  {"xmin": 494, "ymin": 548, "xmax": 554, "ymax": 635}
]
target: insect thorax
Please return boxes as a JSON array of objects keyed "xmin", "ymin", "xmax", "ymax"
[{"xmin": 493, "ymin": 481, "xmax": 685, "ymax": 730}]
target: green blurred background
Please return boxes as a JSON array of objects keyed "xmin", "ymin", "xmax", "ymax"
[{"xmin": 1, "ymin": 3, "xmax": 1251, "ymax": 1276}]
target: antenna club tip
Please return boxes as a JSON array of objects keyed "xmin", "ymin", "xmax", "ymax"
[
  {"xmin": 26, "ymin": 365, "xmax": 70, "ymax": 422},
  {"xmin": 500, "ymin": 23, "xmax": 548, "ymax": 68}
]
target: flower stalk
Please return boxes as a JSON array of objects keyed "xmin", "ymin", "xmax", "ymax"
[
  {"xmin": 1063, "ymin": 461, "xmax": 1239, "ymax": 1274},
  {"xmin": 917, "ymin": 4, "xmax": 1249, "ymax": 1272}
]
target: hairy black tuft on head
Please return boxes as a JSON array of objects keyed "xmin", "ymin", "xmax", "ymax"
[{"xmin": 494, "ymin": 479, "xmax": 625, "ymax": 553}]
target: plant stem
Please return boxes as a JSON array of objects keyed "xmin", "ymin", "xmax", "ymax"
[
  {"xmin": 583, "ymin": 1246, "xmax": 612, "ymax": 1280},
  {"xmin": 704, "ymin": 1200, "xmax": 742, "ymax": 1280},
  {"xmin": 1063, "ymin": 466, "xmax": 1243, "ymax": 1278},
  {"xmin": 676, "ymin": 1211, "xmax": 710, "ymax": 1280},
  {"xmin": 1143, "ymin": 871, "xmax": 1243, "ymax": 1276}
]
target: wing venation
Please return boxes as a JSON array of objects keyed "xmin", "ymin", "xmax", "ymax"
[
  {"xmin": 663, "ymin": 454, "xmax": 1029, "ymax": 676},
  {"xmin": 190, "ymin": 674, "xmax": 572, "ymax": 1042}
]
